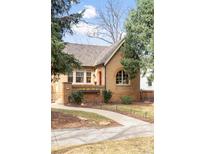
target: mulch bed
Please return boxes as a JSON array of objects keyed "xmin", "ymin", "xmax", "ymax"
[
  {"xmin": 51, "ymin": 111, "xmax": 119, "ymax": 129},
  {"xmin": 65, "ymin": 101, "xmax": 153, "ymax": 107}
]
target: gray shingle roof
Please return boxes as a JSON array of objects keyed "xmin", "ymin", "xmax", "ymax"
[
  {"xmin": 63, "ymin": 39, "xmax": 124, "ymax": 66},
  {"xmin": 95, "ymin": 39, "xmax": 125, "ymax": 65}
]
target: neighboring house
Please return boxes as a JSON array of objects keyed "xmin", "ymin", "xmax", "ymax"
[
  {"xmin": 140, "ymin": 74, "xmax": 154, "ymax": 102},
  {"xmin": 140, "ymin": 75, "xmax": 154, "ymax": 91},
  {"xmin": 51, "ymin": 39, "xmax": 140, "ymax": 104}
]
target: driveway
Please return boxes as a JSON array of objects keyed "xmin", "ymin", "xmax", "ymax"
[{"xmin": 51, "ymin": 103, "xmax": 154, "ymax": 147}]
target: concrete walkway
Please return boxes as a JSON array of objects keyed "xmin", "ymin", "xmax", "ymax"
[{"xmin": 51, "ymin": 103, "xmax": 154, "ymax": 147}]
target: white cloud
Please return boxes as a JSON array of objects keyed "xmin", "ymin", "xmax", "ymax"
[
  {"xmin": 83, "ymin": 5, "xmax": 97, "ymax": 19},
  {"xmin": 73, "ymin": 22, "xmax": 98, "ymax": 35}
]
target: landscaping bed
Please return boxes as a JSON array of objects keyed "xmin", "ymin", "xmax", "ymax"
[
  {"xmin": 52, "ymin": 109, "xmax": 120, "ymax": 129},
  {"xmin": 52, "ymin": 136, "xmax": 154, "ymax": 154},
  {"xmin": 93, "ymin": 103, "xmax": 154, "ymax": 123}
]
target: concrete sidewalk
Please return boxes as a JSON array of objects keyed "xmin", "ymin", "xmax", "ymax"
[
  {"xmin": 51, "ymin": 103, "xmax": 154, "ymax": 147},
  {"xmin": 51, "ymin": 103, "xmax": 149, "ymax": 126}
]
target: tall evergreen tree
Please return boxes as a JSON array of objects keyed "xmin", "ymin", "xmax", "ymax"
[
  {"xmin": 121, "ymin": 0, "xmax": 154, "ymax": 82},
  {"xmin": 51, "ymin": 0, "xmax": 83, "ymax": 82}
]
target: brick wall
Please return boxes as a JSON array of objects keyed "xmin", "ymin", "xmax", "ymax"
[
  {"xmin": 105, "ymin": 49, "xmax": 140, "ymax": 102},
  {"xmin": 52, "ymin": 49, "xmax": 141, "ymax": 104},
  {"xmin": 61, "ymin": 83, "xmax": 105, "ymax": 104},
  {"xmin": 63, "ymin": 82, "xmax": 72, "ymax": 104}
]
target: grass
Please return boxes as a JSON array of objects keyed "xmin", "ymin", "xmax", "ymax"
[
  {"xmin": 52, "ymin": 108, "xmax": 117, "ymax": 123},
  {"xmin": 94, "ymin": 103, "xmax": 154, "ymax": 123},
  {"xmin": 52, "ymin": 136, "xmax": 154, "ymax": 154}
]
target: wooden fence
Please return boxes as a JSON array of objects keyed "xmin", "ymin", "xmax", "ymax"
[{"xmin": 140, "ymin": 90, "xmax": 154, "ymax": 102}]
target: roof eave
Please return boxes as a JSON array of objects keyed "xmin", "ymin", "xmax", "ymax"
[{"xmin": 104, "ymin": 39, "xmax": 125, "ymax": 66}]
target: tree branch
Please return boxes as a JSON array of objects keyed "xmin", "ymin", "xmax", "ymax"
[
  {"xmin": 87, "ymin": 34, "xmax": 113, "ymax": 44},
  {"xmin": 86, "ymin": 0, "xmax": 127, "ymax": 44}
]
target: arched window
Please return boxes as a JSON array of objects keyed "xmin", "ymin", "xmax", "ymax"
[{"xmin": 116, "ymin": 70, "xmax": 129, "ymax": 85}]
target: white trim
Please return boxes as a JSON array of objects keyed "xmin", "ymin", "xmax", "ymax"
[
  {"xmin": 76, "ymin": 71, "xmax": 84, "ymax": 83},
  {"xmin": 71, "ymin": 69, "xmax": 95, "ymax": 85},
  {"xmin": 68, "ymin": 72, "xmax": 73, "ymax": 83},
  {"xmin": 86, "ymin": 71, "xmax": 92, "ymax": 83},
  {"xmin": 72, "ymin": 83, "xmax": 94, "ymax": 85},
  {"xmin": 104, "ymin": 39, "xmax": 125, "ymax": 65},
  {"xmin": 116, "ymin": 70, "xmax": 130, "ymax": 85},
  {"xmin": 116, "ymin": 84, "xmax": 131, "ymax": 86}
]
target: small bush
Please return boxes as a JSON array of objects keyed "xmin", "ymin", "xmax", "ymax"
[
  {"xmin": 121, "ymin": 96, "xmax": 133, "ymax": 104},
  {"xmin": 102, "ymin": 90, "xmax": 112, "ymax": 103},
  {"xmin": 70, "ymin": 91, "xmax": 84, "ymax": 104}
]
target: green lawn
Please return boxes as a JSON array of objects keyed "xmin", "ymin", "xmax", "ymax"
[
  {"xmin": 94, "ymin": 103, "xmax": 154, "ymax": 123},
  {"xmin": 52, "ymin": 136, "xmax": 154, "ymax": 154}
]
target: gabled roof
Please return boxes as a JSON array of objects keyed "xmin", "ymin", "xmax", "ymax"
[
  {"xmin": 63, "ymin": 39, "xmax": 125, "ymax": 67},
  {"xmin": 95, "ymin": 39, "xmax": 125, "ymax": 66}
]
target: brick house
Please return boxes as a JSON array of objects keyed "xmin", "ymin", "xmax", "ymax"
[{"xmin": 51, "ymin": 39, "xmax": 140, "ymax": 104}]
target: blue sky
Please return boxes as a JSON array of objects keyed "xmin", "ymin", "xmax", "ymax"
[{"xmin": 63, "ymin": 0, "xmax": 136, "ymax": 46}]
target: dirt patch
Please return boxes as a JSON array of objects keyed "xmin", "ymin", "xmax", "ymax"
[{"xmin": 51, "ymin": 111, "xmax": 119, "ymax": 129}]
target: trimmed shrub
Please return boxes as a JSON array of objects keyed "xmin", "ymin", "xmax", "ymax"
[
  {"xmin": 102, "ymin": 90, "xmax": 112, "ymax": 104},
  {"xmin": 70, "ymin": 91, "xmax": 84, "ymax": 104},
  {"xmin": 121, "ymin": 96, "xmax": 133, "ymax": 104}
]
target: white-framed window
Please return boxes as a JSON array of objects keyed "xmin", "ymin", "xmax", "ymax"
[
  {"xmin": 116, "ymin": 70, "xmax": 129, "ymax": 85},
  {"xmin": 148, "ymin": 80, "xmax": 152, "ymax": 87},
  {"xmin": 76, "ymin": 71, "xmax": 84, "ymax": 83},
  {"xmin": 86, "ymin": 72, "xmax": 91, "ymax": 83},
  {"xmin": 68, "ymin": 72, "xmax": 73, "ymax": 83}
]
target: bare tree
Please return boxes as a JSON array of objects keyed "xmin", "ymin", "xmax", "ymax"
[{"xmin": 87, "ymin": 0, "xmax": 127, "ymax": 44}]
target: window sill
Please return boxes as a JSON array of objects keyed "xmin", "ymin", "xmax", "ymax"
[
  {"xmin": 72, "ymin": 83, "xmax": 95, "ymax": 85},
  {"xmin": 116, "ymin": 84, "xmax": 131, "ymax": 87}
]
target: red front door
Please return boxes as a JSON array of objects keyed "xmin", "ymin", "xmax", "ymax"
[{"xmin": 99, "ymin": 71, "xmax": 102, "ymax": 85}]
